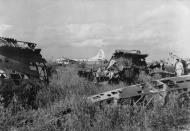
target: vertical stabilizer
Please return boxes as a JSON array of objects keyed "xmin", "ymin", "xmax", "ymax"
[{"xmin": 89, "ymin": 49, "xmax": 105, "ymax": 61}]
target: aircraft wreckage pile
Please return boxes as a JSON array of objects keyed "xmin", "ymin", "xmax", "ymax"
[
  {"xmin": 78, "ymin": 50, "xmax": 190, "ymax": 107},
  {"xmin": 78, "ymin": 50, "xmax": 176, "ymax": 84},
  {"xmin": 0, "ymin": 37, "xmax": 50, "ymax": 108},
  {"xmin": 88, "ymin": 75, "xmax": 190, "ymax": 107},
  {"xmin": 0, "ymin": 36, "xmax": 190, "ymax": 109}
]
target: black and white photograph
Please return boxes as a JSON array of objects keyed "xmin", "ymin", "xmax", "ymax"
[{"xmin": 0, "ymin": 0, "xmax": 190, "ymax": 130}]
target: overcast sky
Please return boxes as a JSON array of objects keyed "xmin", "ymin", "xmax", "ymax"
[{"xmin": 0, "ymin": 0, "xmax": 190, "ymax": 61}]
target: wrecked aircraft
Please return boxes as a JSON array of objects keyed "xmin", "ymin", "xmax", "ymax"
[
  {"xmin": 106, "ymin": 50, "xmax": 148, "ymax": 84},
  {"xmin": 0, "ymin": 37, "xmax": 50, "ymax": 108},
  {"xmin": 88, "ymin": 75, "xmax": 190, "ymax": 107},
  {"xmin": 78, "ymin": 50, "xmax": 149, "ymax": 84}
]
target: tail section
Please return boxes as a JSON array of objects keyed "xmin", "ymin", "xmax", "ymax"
[
  {"xmin": 89, "ymin": 49, "xmax": 105, "ymax": 61},
  {"xmin": 96, "ymin": 49, "xmax": 105, "ymax": 60}
]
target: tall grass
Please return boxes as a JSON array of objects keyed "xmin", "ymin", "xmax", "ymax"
[{"xmin": 0, "ymin": 65, "xmax": 189, "ymax": 131}]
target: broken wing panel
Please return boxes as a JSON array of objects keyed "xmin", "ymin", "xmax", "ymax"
[
  {"xmin": 0, "ymin": 46, "xmax": 45, "ymax": 63},
  {"xmin": 160, "ymin": 75, "xmax": 190, "ymax": 91},
  {"xmin": 0, "ymin": 56, "xmax": 39, "ymax": 78},
  {"xmin": 88, "ymin": 75, "xmax": 190, "ymax": 104}
]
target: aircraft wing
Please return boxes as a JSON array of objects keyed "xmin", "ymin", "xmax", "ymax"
[{"xmin": 88, "ymin": 75, "xmax": 190, "ymax": 103}]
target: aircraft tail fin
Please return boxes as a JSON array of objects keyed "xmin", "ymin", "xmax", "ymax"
[{"xmin": 89, "ymin": 49, "xmax": 105, "ymax": 61}]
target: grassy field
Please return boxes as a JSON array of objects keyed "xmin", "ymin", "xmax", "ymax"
[{"xmin": 0, "ymin": 65, "xmax": 190, "ymax": 131}]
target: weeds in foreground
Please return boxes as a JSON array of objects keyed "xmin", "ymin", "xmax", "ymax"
[{"xmin": 0, "ymin": 66, "xmax": 189, "ymax": 131}]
